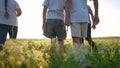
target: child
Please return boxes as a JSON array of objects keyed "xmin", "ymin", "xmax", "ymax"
[
  {"xmin": 42, "ymin": 0, "xmax": 70, "ymax": 52},
  {"xmin": 69, "ymin": 0, "xmax": 99, "ymax": 67},
  {"xmin": 0, "ymin": 0, "xmax": 22, "ymax": 50},
  {"xmin": 82, "ymin": 5, "xmax": 98, "ymax": 50}
]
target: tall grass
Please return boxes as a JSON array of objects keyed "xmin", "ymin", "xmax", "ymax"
[{"xmin": 0, "ymin": 38, "xmax": 120, "ymax": 68}]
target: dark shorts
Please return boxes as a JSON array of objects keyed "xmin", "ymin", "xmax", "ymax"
[{"xmin": 43, "ymin": 19, "xmax": 66, "ymax": 40}]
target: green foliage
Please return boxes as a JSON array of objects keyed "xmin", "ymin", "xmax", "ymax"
[{"xmin": 0, "ymin": 38, "xmax": 120, "ymax": 68}]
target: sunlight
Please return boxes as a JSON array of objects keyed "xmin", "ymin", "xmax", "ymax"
[{"xmin": 14, "ymin": 0, "xmax": 120, "ymax": 39}]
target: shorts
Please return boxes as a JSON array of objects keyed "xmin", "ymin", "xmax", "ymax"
[
  {"xmin": 71, "ymin": 22, "xmax": 88, "ymax": 37},
  {"xmin": 43, "ymin": 19, "xmax": 66, "ymax": 40}
]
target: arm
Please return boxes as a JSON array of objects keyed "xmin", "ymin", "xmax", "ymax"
[
  {"xmin": 88, "ymin": 5, "xmax": 96, "ymax": 29},
  {"xmin": 93, "ymin": 0, "xmax": 98, "ymax": 16},
  {"xmin": 64, "ymin": 0, "xmax": 71, "ymax": 26},
  {"xmin": 90, "ymin": 11, "xmax": 96, "ymax": 29},
  {"xmin": 42, "ymin": 6, "xmax": 48, "ymax": 32},
  {"xmin": 89, "ymin": 10, "xmax": 94, "ymax": 22},
  {"xmin": 16, "ymin": 8, "xmax": 22, "ymax": 17},
  {"xmin": 93, "ymin": 0, "xmax": 99, "ymax": 25},
  {"xmin": 15, "ymin": 1, "xmax": 22, "ymax": 17}
]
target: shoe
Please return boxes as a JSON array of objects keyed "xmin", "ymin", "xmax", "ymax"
[
  {"xmin": 79, "ymin": 54, "xmax": 92, "ymax": 68},
  {"xmin": 81, "ymin": 60, "xmax": 92, "ymax": 68},
  {"xmin": 0, "ymin": 44, "xmax": 3, "ymax": 51},
  {"xmin": 91, "ymin": 41, "xmax": 98, "ymax": 51}
]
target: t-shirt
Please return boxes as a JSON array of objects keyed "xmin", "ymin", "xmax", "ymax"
[
  {"xmin": 0, "ymin": 0, "xmax": 20, "ymax": 26},
  {"xmin": 87, "ymin": 5, "xmax": 93, "ymax": 24},
  {"xmin": 43, "ymin": 0, "xmax": 66, "ymax": 20},
  {"xmin": 70, "ymin": 0, "xmax": 89, "ymax": 23}
]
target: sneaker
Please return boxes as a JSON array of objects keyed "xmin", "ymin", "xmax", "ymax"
[
  {"xmin": 79, "ymin": 54, "xmax": 92, "ymax": 68},
  {"xmin": 81, "ymin": 60, "xmax": 92, "ymax": 68},
  {"xmin": 0, "ymin": 44, "xmax": 3, "ymax": 51},
  {"xmin": 91, "ymin": 41, "xmax": 98, "ymax": 51}
]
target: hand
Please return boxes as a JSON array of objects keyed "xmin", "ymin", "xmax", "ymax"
[
  {"xmin": 93, "ymin": 15, "xmax": 99, "ymax": 25},
  {"xmin": 42, "ymin": 23, "xmax": 46, "ymax": 32},
  {"xmin": 65, "ymin": 17, "xmax": 70, "ymax": 26},
  {"xmin": 4, "ymin": 12, "xmax": 9, "ymax": 19},
  {"xmin": 16, "ymin": 8, "xmax": 22, "ymax": 17},
  {"xmin": 92, "ymin": 24, "xmax": 96, "ymax": 29}
]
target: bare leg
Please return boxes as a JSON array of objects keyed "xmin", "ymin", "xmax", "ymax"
[
  {"xmin": 72, "ymin": 37, "xmax": 83, "ymax": 45},
  {"xmin": 58, "ymin": 39, "xmax": 66, "ymax": 52},
  {"xmin": 58, "ymin": 40, "xmax": 64, "ymax": 47},
  {"xmin": 50, "ymin": 38, "xmax": 57, "ymax": 53},
  {"xmin": 72, "ymin": 37, "xmax": 92, "ymax": 68}
]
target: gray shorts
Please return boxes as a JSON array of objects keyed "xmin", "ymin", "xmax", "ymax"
[
  {"xmin": 44, "ymin": 19, "xmax": 66, "ymax": 40},
  {"xmin": 71, "ymin": 22, "xmax": 88, "ymax": 37}
]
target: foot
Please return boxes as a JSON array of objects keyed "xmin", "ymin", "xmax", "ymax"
[
  {"xmin": 81, "ymin": 60, "xmax": 92, "ymax": 68},
  {"xmin": 79, "ymin": 54, "xmax": 92, "ymax": 68},
  {"xmin": 92, "ymin": 41, "xmax": 98, "ymax": 51},
  {"xmin": 0, "ymin": 44, "xmax": 3, "ymax": 51},
  {"xmin": 50, "ymin": 46, "xmax": 56, "ymax": 53},
  {"xmin": 59, "ymin": 45, "xmax": 66, "ymax": 52}
]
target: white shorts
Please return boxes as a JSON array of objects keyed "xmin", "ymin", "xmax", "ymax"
[{"xmin": 71, "ymin": 23, "xmax": 88, "ymax": 37}]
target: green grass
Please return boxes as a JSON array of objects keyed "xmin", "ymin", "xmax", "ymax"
[{"xmin": 0, "ymin": 38, "xmax": 120, "ymax": 68}]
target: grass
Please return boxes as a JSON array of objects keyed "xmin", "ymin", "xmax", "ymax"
[{"xmin": 0, "ymin": 38, "xmax": 120, "ymax": 68}]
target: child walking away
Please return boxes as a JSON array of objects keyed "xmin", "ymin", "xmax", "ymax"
[
  {"xmin": 42, "ymin": 0, "xmax": 70, "ymax": 53},
  {"xmin": 0, "ymin": 0, "xmax": 22, "ymax": 50},
  {"xmin": 69, "ymin": 0, "xmax": 99, "ymax": 67},
  {"xmin": 82, "ymin": 5, "xmax": 98, "ymax": 51}
]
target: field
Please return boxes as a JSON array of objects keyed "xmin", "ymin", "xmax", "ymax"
[{"xmin": 0, "ymin": 38, "xmax": 120, "ymax": 68}]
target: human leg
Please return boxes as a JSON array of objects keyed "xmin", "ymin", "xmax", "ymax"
[
  {"xmin": 55, "ymin": 19, "xmax": 66, "ymax": 49},
  {"xmin": 71, "ymin": 23, "xmax": 88, "ymax": 53},
  {"xmin": 43, "ymin": 19, "xmax": 57, "ymax": 53},
  {"xmin": 8, "ymin": 26, "xmax": 18, "ymax": 39},
  {"xmin": 71, "ymin": 23, "xmax": 92, "ymax": 67},
  {"xmin": 58, "ymin": 39, "xmax": 64, "ymax": 47},
  {"xmin": 50, "ymin": 38, "xmax": 57, "ymax": 53},
  {"xmin": 81, "ymin": 23, "xmax": 92, "ymax": 68},
  {"xmin": 85, "ymin": 23, "xmax": 92, "ymax": 45},
  {"xmin": 50, "ymin": 38, "xmax": 65, "ymax": 53},
  {"xmin": 58, "ymin": 39, "xmax": 66, "ymax": 52},
  {"xmin": 46, "ymin": 19, "xmax": 66, "ymax": 52},
  {"xmin": 0, "ymin": 28, "xmax": 7, "ymax": 50},
  {"xmin": 71, "ymin": 23, "xmax": 83, "ymax": 45},
  {"xmin": 85, "ymin": 24, "xmax": 97, "ymax": 50}
]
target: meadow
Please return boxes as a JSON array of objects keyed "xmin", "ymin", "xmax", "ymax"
[{"xmin": 0, "ymin": 38, "xmax": 120, "ymax": 68}]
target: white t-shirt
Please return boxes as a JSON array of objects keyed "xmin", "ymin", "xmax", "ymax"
[
  {"xmin": 70, "ymin": 0, "xmax": 89, "ymax": 23},
  {"xmin": 0, "ymin": 0, "xmax": 20, "ymax": 26},
  {"xmin": 43, "ymin": 0, "xmax": 66, "ymax": 20}
]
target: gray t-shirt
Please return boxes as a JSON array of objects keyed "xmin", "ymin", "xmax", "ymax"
[
  {"xmin": 0, "ymin": 0, "xmax": 20, "ymax": 26},
  {"xmin": 70, "ymin": 0, "xmax": 89, "ymax": 23},
  {"xmin": 87, "ymin": 5, "xmax": 93, "ymax": 24},
  {"xmin": 43, "ymin": 0, "xmax": 66, "ymax": 20}
]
